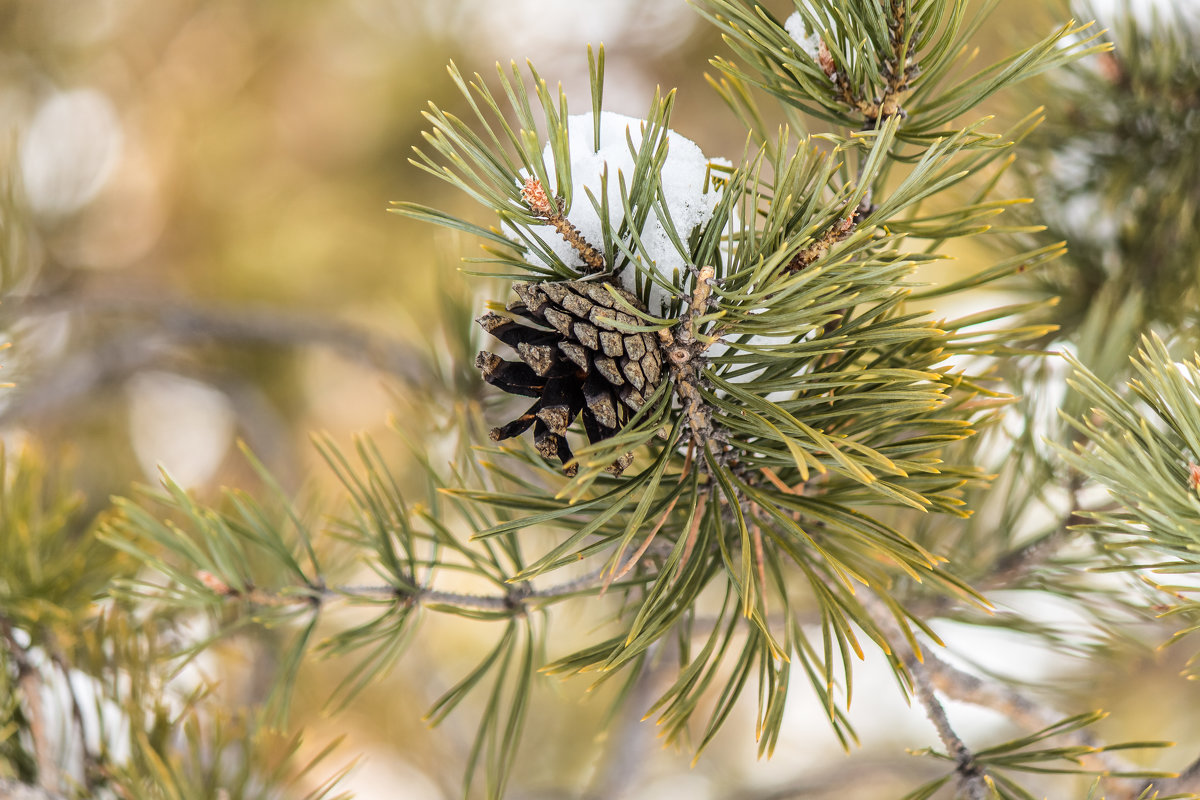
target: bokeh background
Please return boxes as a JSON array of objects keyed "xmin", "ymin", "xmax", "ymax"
[{"xmin": 4, "ymin": 0, "xmax": 1200, "ymax": 798}]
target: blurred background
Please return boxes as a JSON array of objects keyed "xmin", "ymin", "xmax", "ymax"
[{"xmin": 3, "ymin": 0, "xmax": 1200, "ymax": 798}]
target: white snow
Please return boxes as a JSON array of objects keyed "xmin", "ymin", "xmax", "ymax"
[
  {"xmin": 518, "ymin": 111, "xmax": 728, "ymax": 316},
  {"xmin": 1084, "ymin": 0, "xmax": 1200, "ymax": 27},
  {"xmin": 784, "ymin": 12, "xmax": 822, "ymax": 60}
]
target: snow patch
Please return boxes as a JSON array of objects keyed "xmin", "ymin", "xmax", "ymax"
[
  {"xmin": 784, "ymin": 12, "xmax": 822, "ymax": 60},
  {"xmin": 518, "ymin": 111, "xmax": 728, "ymax": 316}
]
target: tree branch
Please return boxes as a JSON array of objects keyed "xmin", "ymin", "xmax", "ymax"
[
  {"xmin": 199, "ymin": 541, "xmax": 674, "ymax": 616},
  {"xmin": 862, "ymin": 597, "xmax": 989, "ymax": 800},
  {"xmin": 4, "ymin": 292, "xmax": 425, "ymax": 381},
  {"xmin": 918, "ymin": 646, "xmax": 1147, "ymax": 797},
  {"xmin": 0, "ymin": 291, "xmax": 427, "ymax": 427},
  {"xmin": 909, "ymin": 655, "xmax": 989, "ymax": 800}
]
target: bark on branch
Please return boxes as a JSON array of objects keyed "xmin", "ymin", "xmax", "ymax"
[{"xmin": 862, "ymin": 596, "xmax": 990, "ymax": 799}]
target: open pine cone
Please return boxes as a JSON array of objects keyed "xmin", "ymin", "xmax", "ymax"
[{"xmin": 475, "ymin": 280, "xmax": 666, "ymax": 476}]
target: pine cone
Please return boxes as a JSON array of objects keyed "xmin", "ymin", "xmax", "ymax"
[{"xmin": 475, "ymin": 280, "xmax": 666, "ymax": 476}]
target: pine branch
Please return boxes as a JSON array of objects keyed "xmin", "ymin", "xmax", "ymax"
[
  {"xmin": 197, "ymin": 540, "xmax": 673, "ymax": 616},
  {"xmin": 36, "ymin": 3, "xmax": 1197, "ymax": 797},
  {"xmin": 920, "ymin": 648, "xmax": 1142, "ymax": 787},
  {"xmin": 863, "ymin": 596, "xmax": 989, "ymax": 799}
]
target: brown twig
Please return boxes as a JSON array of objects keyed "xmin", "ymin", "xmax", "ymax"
[
  {"xmin": 659, "ymin": 265, "xmax": 721, "ymax": 448},
  {"xmin": 919, "ymin": 647, "xmax": 1144, "ymax": 791},
  {"xmin": 674, "ymin": 491, "xmax": 708, "ymax": 582},
  {"xmin": 862, "ymin": 596, "xmax": 989, "ymax": 799},
  {"xmin": 609, "ymin": 484, "xmax": 686, "ymax": 592},
  {"xmin": 784, "ymin": 217, "xmax": 856, "ymax": 274},
  {"xmin": 603, "ymin": 456, "xmax": 692, "ymax": 592},
  {"xmin": 521, "ymin": 177, "xmax": 606, "ymax": 273}
]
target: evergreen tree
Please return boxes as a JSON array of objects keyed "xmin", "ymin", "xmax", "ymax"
[{"xmin": 3, "ymin": 1, "xmax": 1200, "ymax": 799}]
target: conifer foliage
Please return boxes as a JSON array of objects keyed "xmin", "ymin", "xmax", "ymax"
[{"xmin": 6, "ymin": 1, "xmax": 1200, "ymax": 799}]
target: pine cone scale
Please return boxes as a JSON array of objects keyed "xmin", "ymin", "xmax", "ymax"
[
  {"xmin": 543, "ymin": 307, "xmax": 574, "ymax": 337},
  {"xmin": 573, "ymin": 321, "xmax": 600, "ymax": 350},
  {"xmin": 623, "ymin": 361, "xmax": 647, "ymax": 391},
  {"xmin": 490, "ymin": 411, "xmax": 538, "ymax": 441},
  {"xmin": 619, "ymin": 385, "xmax": 646, "ymax": 410},
  {"xmin": 593, "ymin": 355, "xmax": 624, "ymax": 386},
  {"xmin": 557, "ymin": 341, "xmax": 590, "ymax": 372},
  {"xmin": 599, "ymin": 331, "xmax": 624, "ymax": 357},
  {"xmin": 477, "ymin": 312, "xmax": 556, "ymax": 348},
  {"xmin": 516, "ymin": 342, "xmax": 556, "ymax": 376},
  {"xmin": 583, "ymin": 374, "xmax": 619, "ymax": 429},
  {"xmin": 624, "ymin": 334, "xmax": 647, "ymax": 361},
  {"xmin": 641, "ymin": 352, "xmax": 662, "ymax": 386},
  {"xmin": 559, "ymin": 292, "xmax": 594, "ymax": 319},
  {"xmin": 475, "ymin": 351, "xmax": 545, "ymax": 398},
  {"xmin": 578, "ymin": 282, "xmax": 617, "ymax": 308}
]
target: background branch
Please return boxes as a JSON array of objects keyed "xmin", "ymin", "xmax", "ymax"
[
  {"xmin": 0, "ymin": 291, "xmax": 427, "ymax": 428},
  {"xmin": 4, "ymin": 292, "xmax": 426, "ymax": 380},
  {"xmin": 1143, "ymin": 754, "xmax": 1200, "ymax": 799},
  {"xmin": 581, "ymin": 652, "xmax": 666, "ymax": 800},
  {"xmin": 919, "ymin": 647, "xmax": 1148, "ymax": 798},
  {"xmin": 862, "ymin": 596, "xmax": 989, "ymax": 799}
]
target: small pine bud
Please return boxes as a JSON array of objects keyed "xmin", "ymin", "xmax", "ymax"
[
  {"xmin": 817, "ymin": 39, "xmax": 837, "ymax": 78},
  {"xmin": 521, "ymin": 176, "xmax": 554, "ymax": 217},
  {"xmin": 196, "ymin": 570, "xmax": 233, "ymax": 595},
  {"xmin": 1188, "ymin": 461, "xmax": 1200, "ymax": 492}
]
